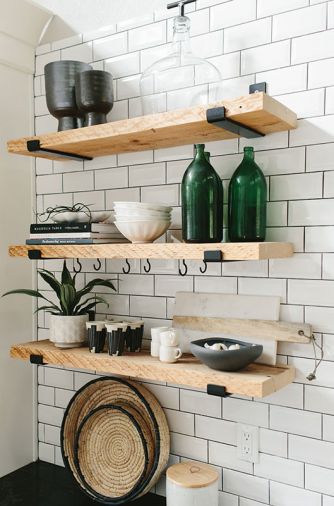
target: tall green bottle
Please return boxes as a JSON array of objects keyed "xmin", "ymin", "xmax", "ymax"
[
  {"xmin": 182, "ymin": 144, "xmax": 223, "ymax": 243},
  {"xmin": 228, "ymin": 146, "xmax": 267, "ymax": 242}
]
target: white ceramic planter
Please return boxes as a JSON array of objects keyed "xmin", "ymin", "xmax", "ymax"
[
  {"xmin": 166, "ymin": 462, "xmax": 219, "ymax": 506},
  {"xmin": 49, "ymin": 314, "xmax": 89, "ymax": 348}
]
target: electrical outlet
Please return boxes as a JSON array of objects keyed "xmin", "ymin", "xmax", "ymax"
[{"xmin": 237, "ymin": 424, "xmax": 259, "ymax": 463}]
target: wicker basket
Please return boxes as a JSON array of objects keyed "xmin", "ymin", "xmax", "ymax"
[
  {"xmin": 75, "ymin": 404, "xmax": 148, "ymax": 500},
  {"xmin": 61, "ymin": 377, "xmax": 170, "ymax": 504}
]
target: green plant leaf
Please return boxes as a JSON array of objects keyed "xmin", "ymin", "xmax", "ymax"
[
  {"xmin": 75, "ymin": 279, "xmax": 116, "ymax": 302},
  {"xmin": 75, "ymin": 300, "xmax": 107, "ymax": 315},
  {"xmin": 74, "ymin": 296, "xmax": 108, "ymax": 314},
  {"xmin": 34, "ymin": 305, "xmax": 61, "ymax": 314},
  {"xmin": 61, "ymin": 261, "xmax": 74, "ymax": 286},
  {"xmin": 60, "ymin": 283, "xmax": 76, "ymax": 315},
  {"xmin": 2, "ymin": 289, "xmax": 46, "ymax": 299},
  {"xmin": 37, "ymin": 270, "xmax": 61, "ymax": 298}
]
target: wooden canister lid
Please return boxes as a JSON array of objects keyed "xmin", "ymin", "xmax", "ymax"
[{"xmin": 167, "ymin": 462, "xmax": 219, "ymax": 489}]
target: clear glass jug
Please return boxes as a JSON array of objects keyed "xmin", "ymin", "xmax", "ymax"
[{"xmin": 140, "ymin": 1, "xmax": 221, "ymax": 115}]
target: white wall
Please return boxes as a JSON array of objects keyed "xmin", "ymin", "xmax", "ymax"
[
  {"xmin": 33, "ymin": 0, "xmax": 334, "ymax": 504},
  {"xmin": 0, "ymin": 0, "xmax": 51, "ymax": 478},
  {"xmin": 0, "ymin": 62, "xmax": 35, "ymax": 477}
]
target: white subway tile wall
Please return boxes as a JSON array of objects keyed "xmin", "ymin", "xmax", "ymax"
[{"xmin": 34, "ymin": 1, "xmax": 334, "ymax": 503}]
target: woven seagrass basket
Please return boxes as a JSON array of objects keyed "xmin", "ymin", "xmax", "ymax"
[{"xmin": 61, "ymin": 377, "xmax": 170, "ymax": 504}]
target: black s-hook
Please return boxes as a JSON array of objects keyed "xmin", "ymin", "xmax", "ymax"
[
  {"xmin": 179, "ymin": 259, "xmax": 188, "ymax": 277},
  {"xmin": 93, "ymin": 258, "xmax": 102, "ymax": 271},
  {"xmin": 73, "ymin": 258, "xmax": 82, "ymax": 274},
  {"xmin": 122, "ymin": 259, "xmax": 131, "ymax": 274}
]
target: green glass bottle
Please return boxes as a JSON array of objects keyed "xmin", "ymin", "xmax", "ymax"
[
  {"xmin": 182, "ymin": 144, "xmax": 223, "ymax": 243},
  {"xmin": 228, "ymin": 146, "xmax": 267, "ymax": 242}
]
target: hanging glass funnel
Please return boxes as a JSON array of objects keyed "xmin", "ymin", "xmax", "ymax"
[{"xmin": 140, "ymin": 0, "xmax": 222, "ymax": 115}]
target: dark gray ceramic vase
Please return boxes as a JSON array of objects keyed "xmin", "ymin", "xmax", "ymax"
[
  {"xmin": 75, "ymin": 70, "xmax": 114, "ymax": 127},
  {"xmin": 45, "ymin": 60, "xmax": 92, "ymax": 131}
]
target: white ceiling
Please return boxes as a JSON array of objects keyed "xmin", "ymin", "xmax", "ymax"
[
  {"xmin": 1, "ymin": 0, "xmax": 52, "ymax": 47},
  {"xmin": 29, "ymin": 0, "xmax": 168, "ymax": 43}
]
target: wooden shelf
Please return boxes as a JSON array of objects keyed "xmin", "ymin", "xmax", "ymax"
[
  {"xmin": 9, "ymin": 242, "xmax": 294, "ymax": 261},
  {"xmin": 7, "ymin": 93, "xmax": 297, "ymax": 161},
  {"xmin": 10, "ymin": 340, "xmax": 295, "ymax": 398}
]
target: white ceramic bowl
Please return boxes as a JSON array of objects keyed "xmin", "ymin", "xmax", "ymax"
[
  {"xmin": 52, "ymin": 211, "xmax": 112, "ymax": 223},
  {"xmin": 114, "ymin": 202, "xmax": 172, "ymax": 213},
  {"xmin": 114, "ymin": 209, "xmax": 171, "ymax": 219},
  {"xmin": 115, "ymin": 218, "xmax": 171, "ymax": 224},
  {"xmin": 115, "ymin": 214, "xmax": 171, "ymax": 222},
  {"xmin": 114, "ymin": 220, "xmax": 171, "ymax": 243}
]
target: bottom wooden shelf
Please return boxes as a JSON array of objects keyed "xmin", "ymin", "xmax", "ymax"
[{"xmin": 11, "ymin": 340, "xmax": 295, "ymax": 398}]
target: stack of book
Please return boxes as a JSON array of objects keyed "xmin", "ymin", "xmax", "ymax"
[{"xmin": 26, "ymin": 222, "xmax": 128, "ymax": 245}]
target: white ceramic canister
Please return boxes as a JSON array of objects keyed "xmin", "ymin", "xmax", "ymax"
[{"xmin": 166, "ymin": 461, "xmax": 219, "ymax": 506}]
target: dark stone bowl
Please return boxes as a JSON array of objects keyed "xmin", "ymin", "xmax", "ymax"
[
  {"xmin": 75, "ymin": 70, "xmax": 114, "ymax": 126},
  {"xmin": 190, "ymin": 337, "xmax": 263, "ymax": 372},
  {"xmin": 45, "ymin": 60, "xmax": 92, "ymax": 131}
]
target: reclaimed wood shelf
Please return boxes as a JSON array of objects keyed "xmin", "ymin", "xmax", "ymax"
[
  {"xmin": 7, "ymin": 92, "xmax": 297, "ymax": 161},
  {"xmin": 9, "ymin": 242, "xmax": 294, "ymax": 261},
  {"xmin": 10, "ymin": 340, "xmax": 295, "ymax": 398}
]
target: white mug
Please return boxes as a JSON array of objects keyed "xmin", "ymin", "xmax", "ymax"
[
  {"xmin": 151, "ymin": 340, "xmax": 161, "ymax": 358},
  {"xmin": 159, "ymin": 345, "xmax": 182, "ymax": 363},
  {"xmin": 160, "ymin": 328, "xmax": 179, "ymax": 347},
  {"xmin": 151, "ymin": 326, "xmax": 169, "ymax": 357},
  {"xmin": 151, "ymin": 326, "xmax": 169, "ymax": 340}
]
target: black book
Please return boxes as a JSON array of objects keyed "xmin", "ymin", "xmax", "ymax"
[{"xmin": 30, "ymin": 222, "xmax": 117, "ymax": 234}]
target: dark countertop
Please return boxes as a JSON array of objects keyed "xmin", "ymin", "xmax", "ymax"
[{"xmin": 0, "ymin": 461, "xmax": 166, "ymax": 506}]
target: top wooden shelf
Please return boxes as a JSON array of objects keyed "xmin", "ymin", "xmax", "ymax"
[
  {"xmin": 9, "ymin": 242, "xmax": 294, "ymax": 261},
  {"xmin": 7, "ymin": 92, "xmax": 297, "ymax": 161}
]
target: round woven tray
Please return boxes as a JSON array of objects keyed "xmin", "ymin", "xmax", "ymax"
[
  {"xmin": 75, "ymin": 404, "xmax": 148, "ymax": 500},
  {"xmin": 61, "ymin": 377, "xmax": 170, "ymax": 504}
]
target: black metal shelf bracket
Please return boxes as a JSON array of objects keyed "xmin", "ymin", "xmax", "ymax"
[
  {"xmin": 27, "ymin": 140, "xmax": 93, "ymax": 162},
  {"xmin": 203, "ymin": 250, "xmax": 244, "ymax": 264},
  {"xmin": 207, "ymin": 81, "xmax": 267, "ymax": 139},
  {"xmin": 249, "ymin": 82, "xmax": 267, "ymax": 94},
  {"xmin": 204, "ymin": 250, "xmax": 223, "ymax": 263},
  {"xmin": 30, "ymin": 354, "xmax": 44, "ymax": 365},
  {"xmin": 207, "ymin": 384, "xmax": 232, "ymax": 398},
  {"xmin": 28, "ymin": 249, "xmax": 61, "ymax": 261},
  {"xmin": 207, "ymin": 107, "xmax": 264, "ymax": 139},
  {"xmin": 28, "ymin": 250, "xmax": 43, "ymax": 260}
]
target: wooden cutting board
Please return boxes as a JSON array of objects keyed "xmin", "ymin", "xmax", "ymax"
[{"xmin": 172, "ymin": 292, "xmax": 281, "ymax": 364}]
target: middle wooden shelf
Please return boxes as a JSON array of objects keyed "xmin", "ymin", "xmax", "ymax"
[
  {"xmin": 9, "ymin": 241, "xmax": 294, "ymax": 261},
  {"xmin": 10, "ymin": 340, "xmax": 295, "ymax": 398}
]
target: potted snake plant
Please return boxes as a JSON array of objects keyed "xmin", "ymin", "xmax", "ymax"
[{"xmin": 2, "ymin": 261, "xmax": 116, "ymax": 349}]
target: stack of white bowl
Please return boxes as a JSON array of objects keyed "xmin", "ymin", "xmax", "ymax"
[{"xmin": 113, "ymin": 202, "xmax": 172, "ymax": 244}]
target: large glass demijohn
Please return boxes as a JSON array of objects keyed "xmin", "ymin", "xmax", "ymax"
[{"xmin": 140, "ymin": 0, "xmax": 222, "ymax": 115}]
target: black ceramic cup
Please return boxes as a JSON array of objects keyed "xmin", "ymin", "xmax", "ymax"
[
  {"xmin": 75, "ymin": 70, "xmax": 114, "ymax": 126},
  {"xmin": 44, "ymin": 60, "xmax": 92, "ymax": 131},
  {"xmin": 106, "ymin": 323, "xmax": 127, "ymax": 356},
  {"xmin": 86, "ymin": 322, "xmax": 106, "ymax": 354}
]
